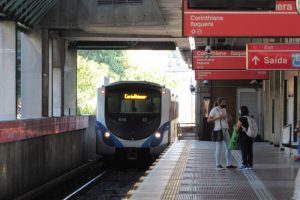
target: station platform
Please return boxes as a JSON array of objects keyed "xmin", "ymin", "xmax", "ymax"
[{"xmin": 128, "ymin": 140, "xmax": 299, "ymax": 200}]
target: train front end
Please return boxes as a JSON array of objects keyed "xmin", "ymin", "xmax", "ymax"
[{"xmin": 96, "ymin": 82, "xmax": 171, "ymax": 158}]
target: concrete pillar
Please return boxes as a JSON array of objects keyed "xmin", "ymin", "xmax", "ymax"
[
  {"xmin": 198, "ymin": 81, "xmax": 212, "ymax": 140},
  {"xmin": 64, "ymin": 46, "xmax": 77, "ymax": 116},
  {"xmin": 274, "ymin": 71, "xmax": 284, "ymax": 147},
  {"xmin": 195, "ymin": 81, "xmax": 201, "ymax": 136},
  {"xmin": 263, "ymin": 79, "xmax": 271, "ymax": 141},
  {"xmin": 52, "ymin": 37, "xmax": 65, "ymax": 116},
  {"xmin": 42, "ymin": 29, "xmax": 50, "ymax": 117},
  {"xmin": 53, "ymin": 68, "xmax": 61, "ymax": 116},
  {"xmin": 269, "ymin": 71, "xmax": 276, "ymax": 144},
  {"xmin": 20, "ymin": 30, "xmax": 42, "ymax": 118},
  {"xmin": 0, "ymin": 21, "xmax": 16, "ymax": 121},
  {"xmin": 48, "ymin": 38, "xmax": 53, "ymax": 117}
]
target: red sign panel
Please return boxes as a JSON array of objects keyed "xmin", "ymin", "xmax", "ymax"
[
  {"xmin": 193, "ymin": 50, "xmax": 246, "ymax": 70},
  {"xmin": 247, "ymin": 44, "xmax": 300, "ymax": 70},
  {"xmin": 183, "ymin": 0, "xmax": 300, "ymax": 37},
  {"xmin": 195, "ymin": 70, "xmax": 269, "ymax": 80}
]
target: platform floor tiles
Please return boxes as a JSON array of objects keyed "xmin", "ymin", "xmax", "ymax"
[{"xmin": 129, "ymin": 140, "xmax": 299, "ymax": 200}]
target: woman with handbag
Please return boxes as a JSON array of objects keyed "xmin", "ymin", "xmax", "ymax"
[{"xmin": 208, "ymin": 97, "xmax": 237, "ymax": 170}]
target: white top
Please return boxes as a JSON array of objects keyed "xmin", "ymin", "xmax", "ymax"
[{"xmin": 209, "ymin": 107, "xmax": 229, "ymax": 130}]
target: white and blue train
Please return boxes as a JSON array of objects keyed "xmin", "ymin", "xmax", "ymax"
[{"xmin": 96, "ymin": 81, "xmax": 177, "ymax": 158}]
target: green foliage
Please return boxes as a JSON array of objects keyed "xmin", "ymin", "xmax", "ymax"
[
  {"xmin": 78, "ymin": 50, "xmax": 127, "ymax": 80},
  {"xmin": 77, "ymin": 56, "xmax": 110, "ymax": 114},
  {"xmin": 123, "ymin": 62, "xmax": 177, "ymax": 89},
  {"xmin": 77, "ymin": 50, "xmax": 179, "ymax": 114}
]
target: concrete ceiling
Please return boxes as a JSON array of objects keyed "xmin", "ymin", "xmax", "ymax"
[
  {"xmin": 0, "ymin": 0, "xmax": 57, "ymax": 26},
  {"xmin": 8, "ymin": 0, "xmax": 300, "ymax": 64},
  {"xmin": 38, "ymin": 0, "xmax": 189, "ymax": 50}
]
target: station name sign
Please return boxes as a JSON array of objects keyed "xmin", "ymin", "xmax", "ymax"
[
  {"xmin": 195, "ymin": 70, "xmax": 269, "ymax": 80},
  {"xmin": 192, "ymin": 50, "xmax": 246, "ymax": 70},
  {"xmin": 183, "ymin": 0, "xmax": 300, "ymax": 37},
  {"xmin": 247, "ymin": 44, "xmax": 300, "ymax": 70}
]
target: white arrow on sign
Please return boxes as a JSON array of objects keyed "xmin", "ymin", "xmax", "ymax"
[{"xmin": 251, "ymin": 56, "xmax": 260, "ymax": 65}]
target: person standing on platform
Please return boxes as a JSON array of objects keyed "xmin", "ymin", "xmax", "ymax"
[
  {"xmin": 236, "ymin": 105, "xmax": 254, "ymax": 170},
  {"xmin": 208, "ymin": 97, "xmax": 236, "ymax": 170}
]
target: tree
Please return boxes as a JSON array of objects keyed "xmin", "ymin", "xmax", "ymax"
[
  {"xmin": 77, "ymin": 56, "xmax": 111, "ymax": 114},
  {"xmin": 78, "ymin": 50, "xmax": 127, "ymax": 80},
  {"xmin": 77, "ymin": 50, "xmax": 180, "ymax": 114}
]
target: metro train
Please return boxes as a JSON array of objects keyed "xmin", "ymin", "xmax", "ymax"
[{"xmin": 96, "ymin": 81, "xmax": 178, "ymax": 159}]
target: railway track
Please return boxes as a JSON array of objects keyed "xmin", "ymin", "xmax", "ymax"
[{"xmin": 25, "ymin": 158, "xmax": 153, "ymax": 200}]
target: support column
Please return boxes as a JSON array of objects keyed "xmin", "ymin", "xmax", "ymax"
[
  {"xmin": 20, "ymin": 30, "xmax": 42, "ymax": 118},
  {"xmin": 64, "ymin": 45, "xmax": 77, "ymax": 116},
  {"xmin": 52, "ymin": 37, "xmax": 65, "ymax": 116},
  {"xmin": 0, "ymin": 21, "xmax": 16, "ymax": 121},
  {"xmin": 42, "ymin": 29, "xmax": 49, "ymax": 117},
  {"xmin": 53, "ymin": 68, "xmax": 61, "ymax": 116},
  {"xmin": 269, "ymin": 71, "xmax": 276, "ymax": 144},
  {"xmin": 48, "ymin": 37, "xmax": 53, "ymax": 117},
  {"xmin": 263, "ymin": 79, "xmax": 271, "ymax": 141},
  {"xmin": 274, "ymin": 71, "xmax": 284, "ymax": 147},
  {"xmin": 198, "ymin": 81, "xmax": 212, "ymax": 140}
]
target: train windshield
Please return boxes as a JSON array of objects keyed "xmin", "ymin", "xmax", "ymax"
[{"xmin": 107, "ymin": 91, "xmax": 161, "ymax": 114}]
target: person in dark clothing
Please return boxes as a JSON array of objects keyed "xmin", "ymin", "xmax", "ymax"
[{"xmin": 237, "ymin": 105, "xmax": 254, "ymax": 170}]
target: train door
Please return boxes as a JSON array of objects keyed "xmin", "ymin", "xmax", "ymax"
[{"xmin": 237, "ymin": 88, "xmax": 261, "ymax": 136}]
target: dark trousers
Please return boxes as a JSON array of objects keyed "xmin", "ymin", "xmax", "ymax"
[{"xmin": 239, "ymin": 135, "xmax": 254, "ymax": 167}]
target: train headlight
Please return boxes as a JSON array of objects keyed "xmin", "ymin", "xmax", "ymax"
[
  {"xmin": 104, "ymin": 131, "xmax": 111, "ymax": 138},
  {"xmin": 154, "ymin": 132, "xmax": 161, "ymax": 139}
]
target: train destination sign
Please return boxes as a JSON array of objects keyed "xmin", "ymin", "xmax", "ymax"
[
  {"xmin": 124, "ymin": 93, "xmax": 147, "ymax": 100},
  {"xmin": 247, "ymin": 44, "xmax": 300, "ymax": 70},
  {"xmin": 192, "ymin": 50, "xmax": 246, "ymax": 70},
  {"xmin": 183, "ymin": 0, "xmax": 300, "ymax": 37},
  {"xmin": 195, "ymin": 70, "xmax": 269, "ymax": 80}
]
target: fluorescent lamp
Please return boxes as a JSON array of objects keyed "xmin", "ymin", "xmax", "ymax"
[
  {"xmin": 17, "ymin": 22, "xmax": 32, "ymax": 30},
  {"xmin": 189, "ymin": 37, "xmax": 195, "ymax": 51}
]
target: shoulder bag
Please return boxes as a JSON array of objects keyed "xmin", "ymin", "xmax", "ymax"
[{"xmin": 211, "ymin": 108, "xmax": 224, "ymax": 142}]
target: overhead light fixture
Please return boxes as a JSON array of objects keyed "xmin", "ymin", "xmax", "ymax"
[
  {"xmin": 17, "ymin": 22, "xmax": 32, "ymax": 30},
  {"xmin": 189, "ymin": 37, "xmax": 195, "ymax": 51}
]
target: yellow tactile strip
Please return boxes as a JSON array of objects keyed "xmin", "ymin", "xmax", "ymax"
[{"xmin": 160, "ymin": 141, "xmax": 193, "ymax": 200}]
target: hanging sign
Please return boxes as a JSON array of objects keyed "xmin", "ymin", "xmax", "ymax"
[
  {"xmin": 183, "ymin": 0, "xmax": 300, "ymax": 37},
  {"xmin": 247, "ymin": 44, "xmax": 300, "ymax": 70},
  {"xmin": 193, "ymin": 50, "xmax": 246, "ymax": 70},
  {"xmin": 195, "ymin": 70, "xmax": 269, "ymax": 80}
]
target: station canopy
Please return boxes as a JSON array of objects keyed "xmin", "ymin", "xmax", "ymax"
[{"xmin": 0, "ymin": 0, "xmax": 57, "ymax": 27}]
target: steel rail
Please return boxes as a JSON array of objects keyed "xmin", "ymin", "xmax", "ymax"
[{"xmin": 62, "ymin": 170, "xmax": 110, "ymax": 200}]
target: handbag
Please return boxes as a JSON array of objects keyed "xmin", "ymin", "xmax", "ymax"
[
  {"xmin": 211, "ymin": 129, "xmax": 224, "ymax": 141},
  {"xmin": 228, "ymin": 126, "xmax": 240, "ymax": 150},
  {"xmin": 211, "ymin": 108, "xmax": 224, "ymax": 142}
]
